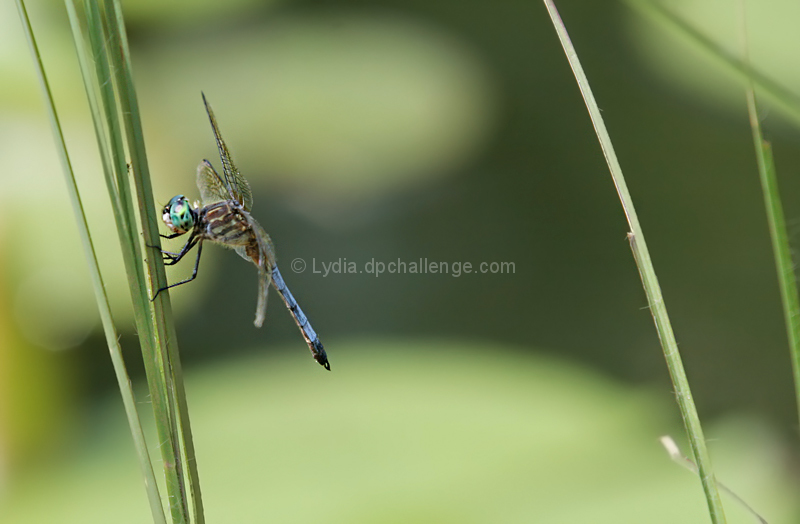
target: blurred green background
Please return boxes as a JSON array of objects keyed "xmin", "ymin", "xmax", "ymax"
[{"xmin": 2, "ymin": 0, "xmax": 800, "ymax": 522}]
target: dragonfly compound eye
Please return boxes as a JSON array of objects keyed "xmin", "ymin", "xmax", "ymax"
[{"xmin": 165, "ymin": 195, "xmax": 195, "ymax": 233}]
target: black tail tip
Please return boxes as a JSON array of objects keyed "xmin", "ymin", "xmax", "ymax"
[
  {"xmin": 316, "ymin": 354, "xmax": 331, "ymax": 371},
  {"xmin": 313, "ymin": 342, "xmax": 330, "ymax": 371}
]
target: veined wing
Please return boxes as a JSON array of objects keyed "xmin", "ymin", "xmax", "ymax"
[
  {"xmin": 241, "ymin": 215, "xmax": 277, "ymax": 328},
  {"xmin": 253, "ymin": 262, "xmax": 270, "ymax": 328},
  {"xmin": 248, "ymin": 215, "xmax": 277, "ymax": 270},
  {"xmin": 234, "ymin": 242, "xmax": 270, "ymax": 328},
  {"xmin": 201, "ymin": 92, "xmax": 254, "ymax": 211},
  {"xmin": 196, "ymin": 160, "xmax": 229, "ymax": 205}
]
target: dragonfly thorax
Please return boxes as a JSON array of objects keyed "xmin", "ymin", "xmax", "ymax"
[{"xmin": 162, "ymin": 195, "xmax": 198, "ymax": 234}]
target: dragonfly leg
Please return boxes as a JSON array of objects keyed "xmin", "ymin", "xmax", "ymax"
[
  {"xmin": 146, "ymin": 245, "xmax": 181, "ymax": 262},
  {"xmin": 161, "ymin": 245, "xmax": 193, "ymax": 264},
  {"xmin": 156, "ymin": 247, "xmax": 184, "ymax": 260},
  {"xmin": 146, "ymin": 231, "xmax": 188, "ymax": 257},
  {"xmin": 160, "ymin": 231, "xmax": 186, "ymax": 240},
  {"xmin": 161, "ymin": 232, "xmax": 200, "ymax": 266},
  {"xmin": 152, "ymin": 241, "xmax": 204, "ymax": 301}
]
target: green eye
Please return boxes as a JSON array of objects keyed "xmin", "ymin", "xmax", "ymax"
[{"xmin": 164, "ymin": 195, "xmax": 196, "ymax": 233}]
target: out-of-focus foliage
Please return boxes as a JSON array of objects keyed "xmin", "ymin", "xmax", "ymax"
[
  {"xmin": 1, "ymin": 341, "xmax": 795, "ymax": 523},
  {"xmin": 122, "ymin": 0, "xmax": 279, "ymax": 27},
  {"xmin": 140, "ymin": 14, "xmax": 496, "ymax": 202},
  {"xmin": 627, "ymin": 0, "xmax": 800, "ymax": 121}
]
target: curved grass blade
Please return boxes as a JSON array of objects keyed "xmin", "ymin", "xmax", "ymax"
[
  {"xmin": 15, "ymin": 1, "xmax": 165, "ymax": 523},
  {"xmin": 65, "ymin": 2, "xmax": 185, "ymax": 520},
  {"xmin": 104, "ymin": 0, "xmax": 204, "ymax": 520},
  {"xmin": 741, "ymin": 35, "xmax": 800, "ymax": 441},
  {"xmin": 542, "ymin": 2, "xmax": 726, "ymax": 522}
]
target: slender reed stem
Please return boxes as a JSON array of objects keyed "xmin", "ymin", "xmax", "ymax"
[
  {"xmin": 741, "ymin": 23, "xmax": 800, "ymax": 443},
  {"xmin": 542, "ymin": 2, "xmax": 726, "ymax": 522},
  {"xmin": 63, "ymin": 0, "xmax": 204, "ymax": 521}
]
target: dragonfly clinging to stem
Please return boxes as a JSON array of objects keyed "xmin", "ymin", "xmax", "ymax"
[{"xmin": 153, "ymin": 93, "xmax": 329, "ymax": 370}]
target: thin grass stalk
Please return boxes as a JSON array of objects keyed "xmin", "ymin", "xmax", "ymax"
[
  {"xmin": 660, "ymin": 437, "xmax": 767, "ymax": 524},
  {"xmin": 739, "ymin": 2, "xmax": 800, "ymax": 440},
  {"xmin": 14, "ymin": 1, "xmax": 165, "ymax": 522},
  {"xmin": 542, "ymin": 1, "xmax": 726, "ymax": 522},
  {"xmin": 83, "ymin": 0, "xmax": 134, "ymax": 234},
  {"xmin": 103, "ymin": 0, "xmax": 203, "ymax": 519},
  {"xmin": 63, "ymin": 1, "xmax": 125, "ymax": 227},
  {"xmin": 85, "ymin": 1, "xmax": 188, "ymax": 518},
  {"xmin": 744, "ymin": 83, "xmax": 800, "ymax": 435},
  {"xmin": 65, "ymin": 0, "xmax": 192, "ymax": 521}
]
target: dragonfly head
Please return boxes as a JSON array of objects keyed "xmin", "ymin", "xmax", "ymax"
[{"xmin": 162, "ymin": 195, "xmax": 197, "ymax": 234}]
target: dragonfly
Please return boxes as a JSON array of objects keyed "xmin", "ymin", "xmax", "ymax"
[{"xmin": 154, "ymin": 93, "xmax": 329, "ymax": 370}]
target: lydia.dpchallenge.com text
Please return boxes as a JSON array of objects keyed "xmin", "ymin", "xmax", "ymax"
[{"xmin": 290, "ymin": 258, "xmax": 516, "ymax": 278}]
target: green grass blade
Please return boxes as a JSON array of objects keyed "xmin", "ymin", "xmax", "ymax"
[
  {"xmin": 14, "ymin": 2, "xmax": 165, "ymax": 523},
  {"xmin": 84, "ymin": 0, "xmax": 188, "ymax": 518},
  {"xmin": 82, "ymin": 0, "xmax": 135, "ymax": 237},
  {"xmin": 542, "ymin": 2, "xmax": 727, "ymax": 522},
  {"xmin": 102, "ymin": 0, "xmax": 204, "ymax": 520},
  {"xmin": 744, "ymin": 79, "xmax": 800, "ymax": 435},
  {"xmin": 65, "ymin": 0, "xmax": 196, "ymax": 521},
  {"xmin": 63, "ymin": 5, "xmax": 177, "ymax": 511},
  {"xmin": 63, "ymin": 1, "xmax": 127, "ymax": 254}
]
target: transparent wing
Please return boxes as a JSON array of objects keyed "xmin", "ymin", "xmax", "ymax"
[
  {"xmin": 233, "ymin": 245, "xmax": 251, "ymax": 263},
  {"xmin": 249, "ymin": 214, "xmax": 277, "ymax": 270},
  {"xmin": 196, "ymin": 160, "xmax": 228, "ymax": 205},
  {"xmin": 236, "ymin": 213, "xmax": 276, "ymax": 328},
  {"xmin": 232, "ymin": 242, "xmax": 270, "ymax": 327},
  {"xmin": 201, "ymin": 92, "xmax": 254, "ymax": 211},
  {"xmin": 253, "ymin": 263, "xmax": 270, "ymax": 328}
]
